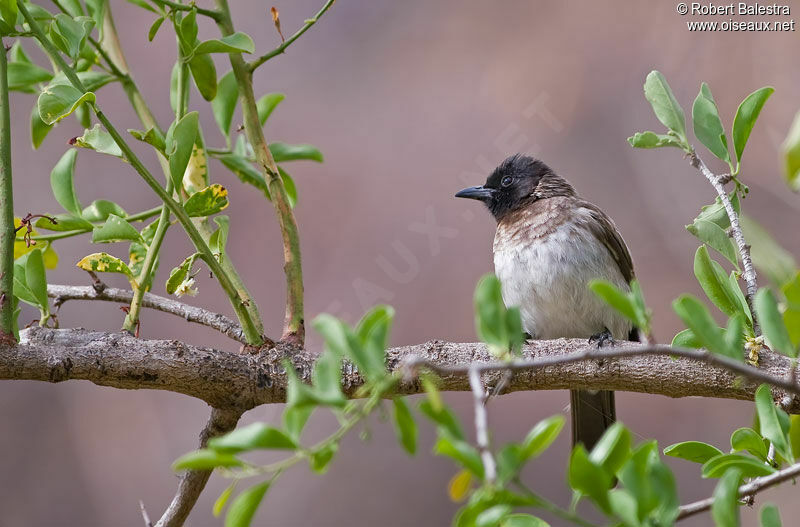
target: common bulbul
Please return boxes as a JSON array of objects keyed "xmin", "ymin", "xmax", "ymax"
[{"xmin": 456, "ymin": 154, "xmax": 637, "ymax": 449}]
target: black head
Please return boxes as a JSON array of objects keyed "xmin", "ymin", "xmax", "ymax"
[{"xmin": 455, "ymin": 154, "xmax": 567, "ymax": 220}]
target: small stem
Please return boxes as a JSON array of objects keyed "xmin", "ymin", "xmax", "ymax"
[
  {"xmin": 0, "ymin": 42, "xmax": 15, "ymax": 339},
  {"xmin": 150, "ymin": 0, "xmax": 222, "ymax": 20},
  {"xmin": 469, "ymin": 365, "xmax": 496, "ymax": 483},
  {"xmin": 18, "ymin": 1, "xmax": 263, "ymax": 346},
  {"xmin": 16, "ymin": 206, "xmax": 163, "ymax": 244},
  {"xmin": 215, "ymin": 0, "xmax": 305, "ymax": 345},
  {"xmin": 511, "ymin": 479, "xmax": 596, "ymax": 527},
  {"xmin": 247, "ymin": 0, "xmax": 336, "ymax": 72},
  {"xmin": 690, "ymin": 152, "xmax": 760, "ymax": 335}
]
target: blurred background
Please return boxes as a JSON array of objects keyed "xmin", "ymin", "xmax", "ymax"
[{"xmin": 1, "ymin": 0, "xmax": 799, "ymax": 525}]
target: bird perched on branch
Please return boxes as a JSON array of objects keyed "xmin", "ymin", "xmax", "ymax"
[{"xmin": 456, "ymin": 154, "xmax": 638, "ymax": 449}]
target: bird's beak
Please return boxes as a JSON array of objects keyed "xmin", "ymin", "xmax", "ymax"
[{"xmin": 455, "ymin": 185, "xmax": 494, "ymax": 201}]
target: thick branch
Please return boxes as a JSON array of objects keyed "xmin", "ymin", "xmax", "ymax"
[
  {"xmin": 677, "ymin": 460, "xmax": 800, "ymax": 520},
  {"xmin": 4, "ymin": 329, "xmax": 800, "ymax": 413},
  {"xmin": 0, "ymin": 41, "xmax": 14, "ymax": 339},
  {"xmin": 154, "ymin": 408, "xmax": 242, "ymax": 527},
  {"xmin": 690, "ymin": 152, "xmax": 760, "ymax": 334},
  {"xmin": 47, "ymin": 285, "xmax": 256, "ymax": 345}
]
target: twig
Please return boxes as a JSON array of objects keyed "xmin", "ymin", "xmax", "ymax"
[
  {"xmin": 247, "ymin": 0, "xmax": 336, "ymax": 72},
  {"xmin": 47, "ymin": 285, "xmax": 263, "ymax": 346},
  {"xmin": 690, "ymin": 151, "xmax": 760, "ymax": 335},
  {"xmin": 215, "ymin": 0, "xmax": 305, "ymax": 346},
  {"xmin": 154, "ymin": 408, "xmax": 242, "ymax": 527},
  {"xmin": 149, "ymin": 0, "xmax": 222, "ymax": 20},
  {"xmin": 139, "ymin": 500, "xmax": 152, "ymax": 527},
  {"xmin": 469, "ymin": 365, "xmax": 496, "ymax": 482},
  {"xmin": 0, "ymin": 40, "xmax": 15, "ymax": 339},
  {"xmin": 676, "ymin": 460, "xmax": 800, "ymax": 520}
]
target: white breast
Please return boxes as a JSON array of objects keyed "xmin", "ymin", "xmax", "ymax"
[{"xmin": 493, "ymin": 209, "xmax": 632, "ymax": 340}]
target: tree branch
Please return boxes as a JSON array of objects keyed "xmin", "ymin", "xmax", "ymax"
[
  {"xmin": 0, "ymin": 40, "xmax": 15, "ymax": 340},
  {"xmin": 469, "ymin": 365, "xmax": 496, "ymax": 482},
  {"xmin": 690, "ymin": 151, "xmax": 760, "ymax": 334},
  {"xmin": 676, "ymin": 460, "xmax": 800, "ymax": 521},
  {"xmin": 47, "ymin": 285, "xmax": 262, "ymax": 346},
  {"xmin": 4, "ymin": 329, "xmax": 800, "ymax": 412},
  {"xmin": 154, "ymin": 407, "xmax": 242, "ymax": 527}
]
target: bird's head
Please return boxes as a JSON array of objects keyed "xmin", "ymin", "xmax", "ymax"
[{"xmin": 455, "ymin": 154, "xmax": 575, "ymax": 221}]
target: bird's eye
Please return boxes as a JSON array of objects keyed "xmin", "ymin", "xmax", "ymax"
[{"xmin": 501, "ymin": 176, "xmax": 513, "ymax": 187}]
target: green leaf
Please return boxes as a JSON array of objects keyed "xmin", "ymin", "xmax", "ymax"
[
  {"xmin": 673, "ymin": 294, "xmax": 738, "ymax": 359},
  {"xmin": 172, "ymin": 449, "xmax": 243, "ymax": 471},
  {"xmin": 72, "ymin": 124, "xmax": 123, "ymax": 158},
  {"xmin": 209, "ymin": 215, "xmax": 229, "ymax": 260},
  {"xmin": 664, "ymin": 440, "xmax": 724, "ymax": 463},
  {"xmin": 76, "ymin": 252, "xmax": 134, "ymax": 280},
  {"xmin": 224, "ymin": 481, "xmax": 270, "ymax": 527},
  {"xmin": 755, "ymin": 289, "xmax": 796, "ymax": 357},
  {"xmin": 81, "ymin": 199, "xmax": 126, "ymax": 223},
  {"xmin": 7, "ymin": 62, "xmax": 52, "ymax": 93},
  {"xmin": 91, "ymin": 214, "xmax": 143, "ymax": 244},
  {"xmin": 30, "ymin": 106, "xmax": 53, "ymax": 149},
  {"xmin": 129, "ymin": 127, "xmax": 166, "ymax": 155},
  {"xmin": 311, "ymin": 348, "xmax": 346, "ymax": 407},
  {"xmin": 702, "ymin": 453, "xmax": 775, "ymax": 478},
  {"xmin": 501, "ymin": 514, "xmax": 550, "ymax": 527},
  {"xmin": 355, "ymin": 304, "xmax": 394, "ymax": 377},
  {"xmin": 418, "ymin": 399, "xmax": 464, "ymax": 441},
  {"xmin": 643, "ymin": 70, "xmax": 687, "ymax": 142},
  {"xmin": 212, "ymin": 71, "xmax": 239, "ymax": 139},
  {"xmin": 732, "ymin": 86, "xmax": 774, "ymax": 164},
  {"xmin": 125, "ymin": 0, "xmax": 156, "ymax": 12},
  {"xmin": 474, "ymin": 274, "xmax": 522, "ymax": 357},
  {"xmin": 50, "ymin": 149, "xmax": 81, "ymax": 215},
  {"xmin": 277, "ymin": 166, "xmax": 297, "ymax": 208},
  {"xmin": 730, "ymin": 428, "xmax": 768, "ymax": 461},
  {"xmin": 672, "ymin": 328, "xmax": 702, "ymax": 349},
  {"xmin": 38, "ymin": 84, "xmax": 95, "ymax": 125},
  {"xmin": 178, "ymin": 8, "xmax": 197, "ymax": 50},
  {"xmin": 781, "ymin": 110, "xmax": 800, "ymax": 192},
  {"xmin": 213, "ymin": 483, "xmax": 235, "ymax": 518},
  {"xmin": 13, "ymin": 263, "xmax": 40, "ymax": 307},
  {"xmin": 692, "ymin": 83, "xmax": 730, "ymax": 163},
  {"xmin": 23, "ymin": 249, "xmax": 48, "ymax": 309},
  {"xmin": 183, "ymin": 184, "xmax": 229, "ymax": 217},
  {"xmin": 760, "ymin": 504, "xmax": 782, "ymax": 527},
  {"xmin": 48, "ymin": 14, "xmax": 94, "ymax": 60},
  {"xmin": 283, "ymin": 406, "xmax": 313, "ymax": 442},
  {"xmin": 47, "ymin": 70, "xmax": 115, "ymax": 92},
  {"xmin": 435, "ymin": 433, "xmax": 484, "ymax": 479},
  {"xmin": 475, "ymin": 505, "xmax": 513, "ymax": 527},
  {"xmin": 627, "ymin": 131, "xmax": 684, "ymax": 149},
  {"xmin": 34, "ymin": 213, "xmax": 93, "ymax": 232},
  {"xmin": 693, "ymin": 246, "xmax": 743, "ymax": 318},
  {"xmin": 740, "ymin": 215, "xmax": 797, "ymax": 287},
  {"xmin": 520, "ymin": 415, "xmax": 564, "ymax": 461},
  {"xmin": 711, "ymin": 468, "xmax": 741, "ymax": 527},
  {"xmin": 194, "ymin": 32, "xmax": 255, "ymax": 55},
  {"xmin": 269, "ymin": 142, "xmax": 324, "ymax": 163},
  {"xmin": 568, "ymin": 445, "xmax": 611, "ymax": 513},
  {"xmin": 257, "ymin": 93, "xmax": 285, "ymax": 126},
  {"xmin": 218, "ymin": 154, "xmax": 269, "ymax": 197},
  {"xmin": 148, "ymin": 15, "xmax": 165, "ymax": 41},
  {"xmin": 392, "ymin": 398, "xmax": 417, "ymax": 455},
  {"xmin": 589, "ymin": 422, "xmax": 632, "ymax": 477},
  {"xmin": 589, "ymin": 279, "xmax": 639, "ymax": 326},
  {"xmin": 188, "ymin": 52, "xmax": 217, "ymax": 101},
  {"xmin": 0, "ymin": 0, "xmax": 18, "ymax": 29},
  {"xmin": 309, "ymin": 443, "xmax": 337, "ymax": 474},
  {"xmin": 208, "ymin": 423, "xmax": 297, "ymax": 453},
  {"xmin": 755, "ymin": 384, "xmax": 794, "ymax": 463},
  {"xmin": 687, "ymin": 219, "xmax": 738, "ymax": 267},
  {"xmin": 166, "ymin": 254, "xmax": 199, "ymax": 295},
  {"xmin": 167, "ymin": 112, "xmax": 199, "ymax": 190}
]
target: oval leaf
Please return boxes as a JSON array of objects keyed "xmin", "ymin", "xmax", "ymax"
[
  {"xmin": 643, "ymin": 70, "xmax": 687, "ymax": 142},
  {"xmin": 732, "ymin": 86, "xmax": 774, "ymax": 164},
  {"xmin": 38, "ymin": 84, "xmax": 95, "ymax": 125},
  {"xmin": 183, "ymin": 184, "xmax": 229, "ymax": 217},
  {"xmin": 664, "ymin": 440, "xmax": 723, "ymax": 463},
  {"xmin": 194, "ymin": 32, "xmax": 255, "ymax": 55},
  {"xmin": 692, "ymin": 82, "xmax": 730, "ymax": 163}
]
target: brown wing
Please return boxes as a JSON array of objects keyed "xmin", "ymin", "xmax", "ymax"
[{"xmin": 579, "ymin": 201, "xmax": 635, "ymax": 283}]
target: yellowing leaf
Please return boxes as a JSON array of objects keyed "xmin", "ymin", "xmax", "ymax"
[
  {"xmin": 182, "ymin": 144, "xmax": 208, "ymax": 195},
  {"xmin": 448, "ymin": 469, "xmax": 472, "ymax": 502},
  {"xmin": 76, "ymin": 252, "xmax": 136, "ymax": 284},
  {"xmin": 183, "ymin": 183, "xmax": 229, "ymax": 217}
]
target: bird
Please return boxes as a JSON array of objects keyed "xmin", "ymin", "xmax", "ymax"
[{"xmin": 455, "ymin": 153, "xmax": 638, "ymax": 450}]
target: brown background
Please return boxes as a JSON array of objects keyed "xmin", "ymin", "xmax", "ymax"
[{"xmin": 2, "ymin": 0, "xmax": 799, "ymax": 525}]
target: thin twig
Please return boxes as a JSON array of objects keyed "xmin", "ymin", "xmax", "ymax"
[
  {"xmin": 690, "ymin": 151, "xmax": 760, "ymax": 335},
  {"xmin": 139, "ymin": 500, "xmax": 152, "ymax": 527},
  {"xmin": 676, "ymin": 460, "xmax": 800, "ymax": 520},
  {"xmin": 0, "ymin": 41, "xmax": 15, "ymax": 340},
  {"xmin": 247, "ymin": 0, "xmax": 336, "ymax": 72},
  {"xmin": 47, "ymin": 285, "xmax": 264, "ymax": 346},
  {"xmin": 469, "ymin": 365, "xmax": 496, "ymax": 482},
  {"xmin": 154, "ymin": 408, "xmax": 242, "ymax": 527},
  {"xmin": 149, "ymin": 0, "xmax": 222, "ymax": 20}
]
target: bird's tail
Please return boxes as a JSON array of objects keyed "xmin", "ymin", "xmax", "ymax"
[{"xmin": 570, "ymin": 389, "xmax": 616, "ymax": 450}]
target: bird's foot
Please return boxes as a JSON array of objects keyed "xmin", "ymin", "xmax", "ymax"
[
  {"xmin": 524, "ymin": 331, "xmax": 535, "ymax": 344},
  {"xmin": 589, "ymin": 328, "xmax": 615, "ymax": 348}
]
